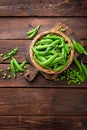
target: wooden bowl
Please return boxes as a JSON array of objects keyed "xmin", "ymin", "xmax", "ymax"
[{"xmin": 30, "ymin": 31, "xmax": 74, "ymax": 75}]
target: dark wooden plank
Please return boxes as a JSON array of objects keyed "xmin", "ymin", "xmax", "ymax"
[
  {"xmin": 0, "ymin": 116, "xmax": 87, "ymax": 130},
  {"xmin": 0, "ymin": 0, "xmax": 87, "ymax": 16},
  {"xmin": 0, "ymin": 17, "xmax": 87, "ymax": 39},
  {"xmin": 0, "ymin": 88, "xmax": 86, "ymax": 115}
]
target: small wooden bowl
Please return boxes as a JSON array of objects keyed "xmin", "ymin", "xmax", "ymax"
[{"xmin": 30, "ymin": 31, "xmax": 74, "ymax": 75}]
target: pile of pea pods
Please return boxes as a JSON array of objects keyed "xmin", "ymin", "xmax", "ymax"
[{"xmin": 33, "ymin": 34, "xmax": 72, "ymax": 71}]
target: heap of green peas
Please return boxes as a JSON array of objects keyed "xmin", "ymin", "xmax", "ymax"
[{"xmin": 33, "ymin": 34, "xmax": 72, "ymax": 71}]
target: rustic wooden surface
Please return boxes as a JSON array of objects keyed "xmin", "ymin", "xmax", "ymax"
[{"xmin": 0, "ymin": 0, "xmax": 87, "ymax": 129}]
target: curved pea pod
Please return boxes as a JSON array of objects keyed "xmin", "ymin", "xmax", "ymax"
[
  {"xmin": 3, "ymin": 47, "xmax": 18, "ymax": 60},
  {"xmin": 74, "ymin": 58, "xmax": 83, "ymax": 73},
  {"xmin": 81, "ymin": 62, "xmax": 87, "ymax": 79},
  {"xmin": 27, "ymin": 25, "xmax": 40, "ymax": 39},
  {"xmin": 33, "ymin": 47, "xmax": 47, "ymax": 56},
  {"xmin": 35, "ymin": 53, "xmax": 46, "ymax": 62},
  {"xmin": 51, "ymin": 56, "xmax": 62, "ymax": 65},
  {"xmin": 10, "ymin": 59, "xmax": 16, "ymax": 78},
  {"xmin": 72, "ymin": 39, "xmax": 87, "ymax": 55},
  {"xmin": 36, "ymin": 54, "xmax": 58, "ymax": 67},
  {"xmin": 64, "ymin": 44, "xmax": 71, "ymax": 54},
  {"xmin": 16, "ymin": 60, "xmax": 26, "ymax": 72},
  {"xmin": 46, "ymin": 40, "xmax": 60, "ymax": 52},
  {"xmin": 12, "ymin": 58, "xmax": 23, "ymax": 72},
  {"xmin": 61, "ymin": 48, "xmax": 67, "ymax": 59},
  {"xmin": 28, "ymin": 31, "xmax": 37, "ymax": 39},
  {"xmin": 20, "ymin": 61, "xmax": 26, "ymax": 69},
  {"xmin": 54, "ymin": 64, "xmax": 66, "ymax": 71},
  {"xmin": 35, "ymin": 45, "xmax": 48, "ymax": 50},
  {"xmin": 43, "ymin": 34, "xmax": 61, "ymax": 40},
  {"xmin": 27, "ymin": 25, "xmax": 40, "ymax": 35},
  {"xmin": 35, "ymin": 39, "xmax": 53, "ymax": 46}
]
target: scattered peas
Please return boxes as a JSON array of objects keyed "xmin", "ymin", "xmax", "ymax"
[
  {"xmin": 64, "ymin": 18, "xmax": 67, "ymax": 22},
  {"xmin": 3, "ymin": 73, "xmax": 7, "ymax": 77},
  {"xmin": 26, "ymin": 70, "xmax": 30, "ymax": 72},
  {"xmin": 60, "ymin": 28, "xmax": 66, "ymax": 32},
  {"xmin": 3, "ymin": 76, "xmax": 6, "ymax": 79},
  {"xmin": 0, "ymin": 69, "xmax": 3, "ymax": 72},
  {"xmin": 7, "ymin": 75, "xmax": 11, "ymax": 79},
  {"xmin": 7, "ymin": 67, "xmax": 10, "ymax": 71},
  {"xmin": 0, "ymin": 53, "xmax": 3, "ymax": 57},
  {"xmin": 59, "ymin": 26, "xmax": 62, "ymax": 29},
  {"xmin": 20, "ymin": 72, "xmax": 23, "ymax": 75},
  {"xmin": 24, "ymin": 66, "xmax": 27, "ymax": 69}
]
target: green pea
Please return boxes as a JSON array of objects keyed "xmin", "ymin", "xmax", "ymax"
[
  {"xmin": 0, "ymin": 53, "xmax": 3, "ymax": 57},
  {"xmin": 7, "ymin": 67, "xmax": 10, "ymax": 71},
  {"xmin": 8, "ymin": 75, "xmax": 11, "ymax": 79},
  {"xmin": 3, "ymin": 76, "xmax": 6, "ymax": 79},
  {"xmin": 0, "ymin": 69, "xmax": 3, "ymax": 72}
]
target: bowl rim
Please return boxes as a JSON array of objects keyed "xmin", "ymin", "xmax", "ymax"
[{"xmin": 30, "ymin": 31, "xmax": 74, "ymax": 74}]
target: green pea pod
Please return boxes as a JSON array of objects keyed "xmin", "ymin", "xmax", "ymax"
[
  {"xmin": 81, "ymin": 62, "xmax": 87, "ymax": 79},
  {"xmin": 35, "ymin": 53, "xmax": 46, "ymax": 62},
  {"xmin": 28, "ymin": 30, "xmax": 37, "ymax": 39},
  {"xmin": 45, "ymin": 55, "xmax": 53, "ymax": 60},
  {"xmin": 46, "ymin": 40, "xmax": 60, "ymax": 52},
  {"xmin": 12, "ymin": 58, "xmax": 23, "ymax": 72},
  {"xmin": 10, "ymin": 59, "xmax": 16, "ymax": 78},
  {"xmin": 33, "ymin": 47, "xmax": 47, "ymax": 56},
  {"xmin": 28, "ymin": 25, "xmax": 40, "ymax": 39},
  {"xmin": 54, "ymin": 64, "xmax": 66, "ymax": 71},
  {"xmin": 27, "ymin": 25, "xmax": 40, "ymax": 35},
  {"xmin": 51, "ymin": 57, "xmax": 62, "ymax": 65},
  {"xmin": 35, "ymin": 39, "xmax": 53, "ymax": 46},
  {"xmin": 61, "ymin": 48, "xmax": 65, "ymax": 58},
  {"xmin": 36, "ymin": 54, "xmax": 57, "ymax": 67},
  {"xmin": 35, "ymin": 45, "xmax": 48, "ymax": 50},
  {"xmin": 64, "ymin": 44, "xmax": 71, "ymax": 54},
  {"xmin": 72, "ymin": 39, "xmax": 87, "ymax": 55},
  {"xmin": 3, "ymin": 47, "xmax": 18, "ymax": 60},
  {"xmin": 20, "ymin": 61, "xmax": 26, "ymax": 69},
  {"xmin": 74, "ymin": 58, "xmax": 83, "ymax": 73},
  {"xmin": 43, "ymin": 35, "xmax": 61, "ymax": 40},
  {"xmin": 16, "ymin": 60, "xmax": 26, "ymax": 72}
]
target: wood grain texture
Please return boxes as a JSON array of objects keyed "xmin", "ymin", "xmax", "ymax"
[
  {"xmin": 0, "ymin": 17, "xmax": 87, "ymax": 39},
  {"xmin": 0, "ymin": 88, "xmax": 86, "ymax": 116},
  {"xmin": 0, "ymin": 116, "xmax": 87, "ymax": 130},
  {"xmin": 0, "ymin": 0, "xmax": 87, "ymax": 16}
]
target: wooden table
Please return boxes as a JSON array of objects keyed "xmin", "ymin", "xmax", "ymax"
[{"xmin": 0, "ymin": 0, "xmax": 87, "ymax": 129}]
